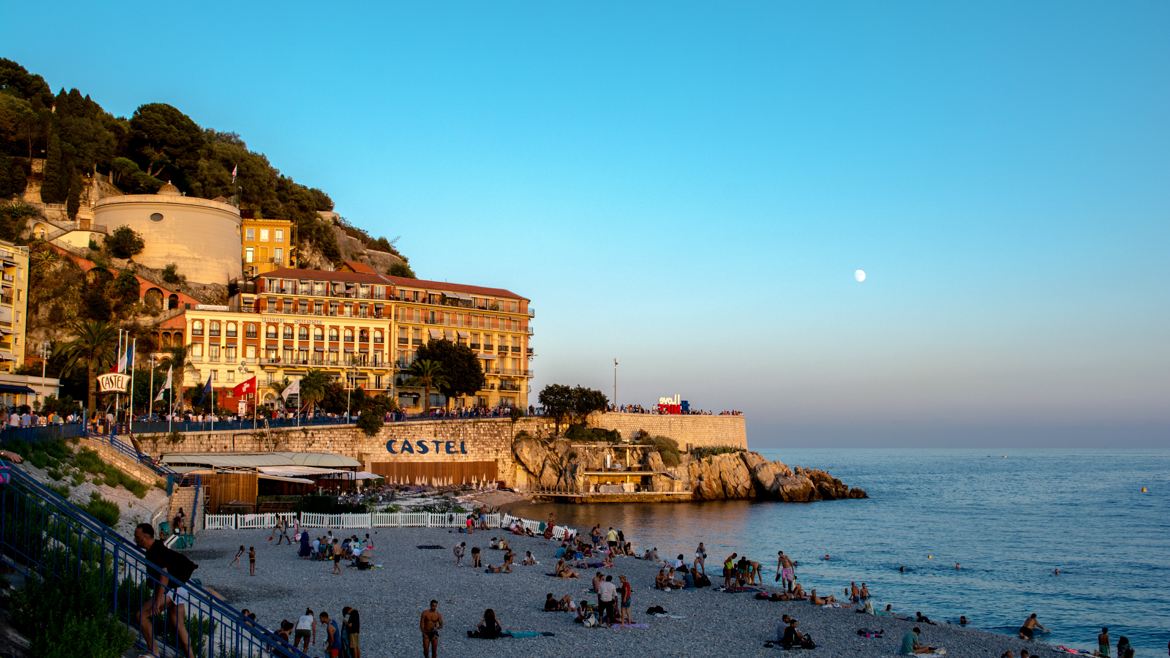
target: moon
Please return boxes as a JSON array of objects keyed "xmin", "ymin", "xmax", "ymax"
[{"xmin": 854, "ymin": 269, "xmax": 867, "ymax": 283}]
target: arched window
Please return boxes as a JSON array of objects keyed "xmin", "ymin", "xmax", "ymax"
[
  {"xmin": 329, "ymin": 327, "xmax": 339, "ymax": 341},
  {"xmin": 359, "ymin": 329, "xmax": 369, "ymax": 342},
  {"xmin": 245, "ymin": 323, "xmax": 257, "ymax": 338},
  {"xmin": 298, "ymin": 326, "xmax": 309, "ymax": 340},
  {"xmin": 209, "ymin": 321, "xmax": 221, "ymax": 336},
  {"xmin": 373, "ymin": 330, "xmax": 383, "ymax": 344},
  {"xmin": 226, "ymin": 322, "xmax": 237, "ymax": 337},
  {"xmin": 313, "ymin": 326, "xmax": 324, "ymax": 340},
  {"xmin": 192, "ymin": 320, "xmax": 203, "ymax": 336},
  {"xmin": 283, "ymin": 325, "xmax": 293, "ymax": 339},
  {"xmin": 168, "ymin": 294, "xmax": 178, "ymax": 310},
  {"xmin": 343, "ymin": 328, "xmax": 354, "ymax": 341},
  {"xmin": 266, "ymin": 324, "xmax": 278, "ymax": 339}
]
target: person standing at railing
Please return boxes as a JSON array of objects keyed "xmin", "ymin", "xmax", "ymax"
[{"xmin": 133, "ymin": 523, "xmax": 198, "ymax": 658}]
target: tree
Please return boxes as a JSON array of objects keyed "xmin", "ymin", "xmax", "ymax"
[
  {"xmin": 415, "ymin": 339, "xmax": 484, "ymax": 406},
  {"xmin": 570, "ymin": 386, "xmax": 609, "ymax": 423},
  {"xmin": 298, "ymin": 369, "xmax": 331, "ymax": 416},
  {"xmin": 357, "ymin": 393, "xmax": 395, "ymax": 436},
  {"xmin": 538, "ymin": 384, "xmax": 574, "ymax": 434},
  {"xmin": 0, "ymin": 201, "xmax": 39, "ymax": 242},
  {"xmin": 407, "ymin": 360, "xmax": 447, "ymax": 414},
  {"xmin": 40, "ymin": 131, "xmax": 70, "ymax": 203},
  {"xmin": 105, "ymin": 226, "xmax": 145, "ymax": 259},
  {"xmin": 110, "ymin": 269, "xmax": 140, "ymax": 314},
  {"xmin": 58, "ymin": 320, "xmax": 118, "ymax": 413},
  {"xmin": 387, "ymin": 261, "xmax": 416, "ymax": 278},
  {"xmin": 268, "ymin": 377, "xmax": 290, "ymax": 409},
  {"xmin": 127, "ymin": 103, "xmax": 204, "ymax": 184}
]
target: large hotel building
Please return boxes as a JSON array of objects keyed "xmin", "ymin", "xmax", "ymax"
[{"xmin": 155, "ymin": 262, "xmax": 533, "ymax": 413}]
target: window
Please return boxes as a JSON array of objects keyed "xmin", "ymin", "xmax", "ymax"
[
  {"xmin": 343, "ymin": 328, "xmax": 354, "ymax": 341},
  {"xmin": 359, "ymin": 329, "xmax": 369, "ymax": 342},
  {"xmin": 225, "ymin": 346, "xmax": 237, "ymax": 360},
  {"xmin": 259, "ymin": 229, "xmax": 270, "ymax": 242},
  {"xmin": 266, "ymin": 325, "xmax": 278, "ymax": 339},
  {"xmin": 314, "ymin": 302, "xmax": 323, "ymax": 315},
  {"xmin": 212, "ymin": 370, "xmax": 218, "ymax": 382},
  {"xmin": 313, "ymin": 326, "xmax": 324, "ymax": 340},
  {"xmin": 298, "ymin": 326, "xmax": 309, "ymax": 340},
  {"xmin": 209, "ymin": 321, "xmax": 221, "ymax": 336},
  {"xmin": 274, "ymin": 247, "xmax": 283, "ymax": 265},
  {"xmin": 283, "ymin": 325, "xmax": 293, "ymax": 339},
  {"xmin": 245, "ymin": 228, "xmax": 255, "ymax": 241},
  {"xmin": 245, "ymin": 345, "xmax": 256, "ymax": 359},
  {"xmin": 226, "ymin": 323, "xmax": 237, "ymax": 337},
  {"xmin": 210, "ymin": 345, "xmax": 220, "ymax": 359},
  {"xmin": 373, "ymin": 330, "xmax": 383, "ymax": 344},
  {"xmin": 192, "ymin": 343, "xmax": 204, "ymax": 357},
  {"xmin": 329, "ymin": 327, "xmax": 339, "ymax": 341},
  {"xmin": 150, "ymin": 212, "xmax": 164, "ymax": 222},
  {"xmin": 275, "ymin": 229, "xmax": 284, "ymax": 242},
  {"xmin": 245, "ymin": 323, "xmax": 257, "ymax": 338},
  {"xmin": 192, "ymin": 320, "xmax": 203, "ymax": 336}
]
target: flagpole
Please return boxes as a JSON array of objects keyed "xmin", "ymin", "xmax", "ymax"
[
  {"xmin": 148, "ymin": 357, "xmax": 155, "ymax": 421},
  {"xmin": 128, "ymin": 338, "xmax": 137, "ymax": 437},
  {"xmin": 168, "ymin": 382, "xmax": 173, "ymax": 434},
  {"xmin": 114, "ymin": 329, "xmax": 122, "ymax": 433}
]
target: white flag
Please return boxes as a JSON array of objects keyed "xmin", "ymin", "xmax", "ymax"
[
  {"xmin": 281, "ymin": 378, "xmax": 299, "ymax": 401},
  {"xmin": 154, "ymin": 366, "xmax": 172, "ymax": 402}
]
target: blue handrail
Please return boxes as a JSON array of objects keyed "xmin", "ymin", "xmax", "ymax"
[{"xmin": 0, "ymin": 463, "xmax": 306, "ymax": 658}]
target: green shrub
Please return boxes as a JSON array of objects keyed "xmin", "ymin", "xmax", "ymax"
[
  {"xmin": 647, "ymin": 436, "xmax": 680, "ymax": 467},
  {"xmin": 73, "ymin": 448, "xmax": 148, "ymax": 498},
  {"xmin": 564, "ymin": 424, "xmax": 620, "ymax": 443},
  {"xmin": 83, "ymin": 492, "xmax": 121, "ymax": 527},
  {"xmin": 691, "ymin": 445, "xmax": 745, "ymax": 459},
  {"xmin": 13, "ymin": 563, "xmax": 135, "ymax": 658},
  {"xmin": 48, "ymin": 483, "xmax": 71, "ymax": 499}
]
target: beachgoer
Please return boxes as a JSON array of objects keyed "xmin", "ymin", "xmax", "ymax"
[
  {"xmin": 1117, "ymin": 636, "xmax": 1134, "ymax": 658},
  {"xmin": 850, "ymin": 581, "xmax": 860, "ymax": 603},
  {"xmin": 133, "ymin": 522, "xmax": 197, "ymax": 658},
  {"xmin": 1098, "ymin": 627, "xmax": 1110, "ymax": 657},
  {"xmin": 522, "ymin": 550, "xmax": 537, "ymax": 566},
  {"xmin": 299, "ymin": 530, "xmax": 311, "ymax": 558},
  {"xmin": 915, "ymin": 611, "xmax": 935, "ymax": 625},
  {"xmin": 860, "ymin": 582, "xmax": 870, "ymax": 600},
  {"xmin": 345, "ymin": 607, "xmax": 361, "ymax": 658},
  {"xmin": 469, "ymin": 608, "xmax": 503, "ymax": 639},
  {"xmin": 332, "ymin": 539, "xmax": 343, "ymax": 575},
  {"xmin": 619, "ymin": 574, "xmax": 633, "ymax": 624},
  {"xmin": 471, "ymin": 546, "xmax": 482, "ymax": 568},
  {"xmin": 1017, "ymin": 612, "xmax": 1047, "ymax": 640},
  {"xmin": 320, "ymin": 611, "xmax": 341, "ymax": 658},
  {"xmin": 959, "ymin": 615, "xmax": 968, "ymax": 626},
  {"xmin": 694, "ymin": 542, "xmax": 708, "ymax": 574},
  {"xmin": 723, "ymin": 553, "xmax": 737, "ymax": 588},
  {"xmin": 230, "ymin": 545, "xmax": 244, "ymax": 567},
  {"xmin": 544, "ymin": 593, "xmax": 560, "ymax": 611},
  {"xmin": 597, "ymin": 574, "xmax": 618, "ymax": 626},
  {"xmin": 898, "ymin": 626, "xmax": 939, "ymax": 655},
  {"xmin": 606, "ymin": 527, "xmax": 618, "ymax": 551},
  {"xmin": 420, "ymin": 600, "xmax": 443, "ymax": 658},
  {"xmin": 294, "ymin": 608, "xmax": 316, "ymax": 651},
  {"xmin": 453, "ymin": 542, "xmax": 466, "ymax": 566}
]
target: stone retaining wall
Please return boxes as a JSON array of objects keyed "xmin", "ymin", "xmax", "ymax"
[
  {"xmin": 78, "ymin": 438, "xmax": 164, "ymax": 486},
  {"xmin": 587, "ymin": 412, "xmax": 747, "ymax": 450}
]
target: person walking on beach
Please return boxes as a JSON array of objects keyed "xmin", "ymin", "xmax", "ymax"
[
  {"xmin": 453, "ymin": 542, "xmax": 466, "ymax": 567},
  {"xmin": 694, "ymin": 542, "xmax": 707, "ymax": 575},
  {"xmin": 293, "ymin": 609, "xmax": 316, "ymax": 652},
  {"xmin": 332, "ymin": 539, "xmax": 343, "ymax": 575},
  {"xmin": 1098, "ymin": 627, "xmax": 1110, "ymax": 657},
  {"xmin": 320, "ymin": 611, "xmax": 341, "ymax": 658},
  {"xmin": 420, "ymin": 600, "xmax": 443, "ymax": 658},
  {"xmin": 230, "ymin": 544, "xmax": 244, "ymax": 567},
  {"xmin": 277, "ymin": 515, "xmax": 292, "ymax": 545},
  {"xmin": 778, "ymin": 551, "xmax": 796, "ymax": 592},
  {"xmin": 1017, "ymin": 613, "xmax": 1048, "ymax": 640},
  {"xmin": 248, "ymin": 546, "xmax": 256, "ymax": 576}
]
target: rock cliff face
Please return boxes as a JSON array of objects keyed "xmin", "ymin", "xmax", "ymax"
[{"xmin": 511, "ymin": 436, "xmax": 866, "ymax": 502}]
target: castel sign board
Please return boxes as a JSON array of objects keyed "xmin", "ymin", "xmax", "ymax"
[
  {"xmin": 386, "ymin": 439, "xmax": 470, "ymax": 456},
  {"xmin": 97, "ymin": 373, "xmax": 131, "ymax": 393}
]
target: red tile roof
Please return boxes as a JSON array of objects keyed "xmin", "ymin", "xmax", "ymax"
[
  {"xmin": 260, "ymin": 267, "xmax": 525, "ymax": 300},
  {"xmin": 339, "ymin": 260, "xmax": 377, "ymax": 274}
]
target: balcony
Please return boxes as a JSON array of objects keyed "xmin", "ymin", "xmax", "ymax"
[
  {"xmin": 527, "ymin": 327, "xmax": 534, "ymax": 335},
  {"xmin": 528, "ymin": 308, "xmax": 535, "ymax": 318}
]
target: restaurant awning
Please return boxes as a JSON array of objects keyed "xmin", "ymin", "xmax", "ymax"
[
  {"xmin": 319, "ymin": 471, "xmax": 383, "ymax": 481},
  {"xmin": 444, "ymin": 292, "xmax": 473, "ymax": 302},
  {"xmin": 478, "ymin": 353, "xmax": 497, "ymax": 360},
  {"xmin": 258, "ymin": 474, "xmax": 315, "ymax": 485},
  {"xmin": 161, "ymin": 452, "xmax": 361, "ymax": 469},
  {"xmin": 257, "ymin": 465, "xmax": 352, "ymax": 478},
  {"xmin": 0, "ymin": 384, "xmax": 35, "ymax": 394}
]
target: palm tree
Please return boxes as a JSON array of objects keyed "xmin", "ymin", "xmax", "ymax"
[
  {"xmin": 58, "ymin": 320, "xmax": 119, "ymax": 414},
  {"xmin": 268, "ymin": 377, "xmax": 291, "ymax": 411},
  {"xmin": 160, "ymin": 345, "xmax": 196, "ymax": 412},
  {"xmin": 408, "ymin": 360, "xmax": 447, "ymax": 414},
  {"xmin": 298, "ymin": 369, "xmax": 330, "ymax": 417}
]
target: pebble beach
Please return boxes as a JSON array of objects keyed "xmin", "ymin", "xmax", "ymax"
[{"xmin": 190, "ymin": 526, "xmax": 1067, "ymax": 658}]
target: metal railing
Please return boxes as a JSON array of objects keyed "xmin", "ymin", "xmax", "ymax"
[
  {"xmin": 204, "ymin": 511, "xmax": 574, "ymax": 540},
  {"xmin": 97, "ymin": 433, "xmax": 177, "ymax": 477},
  {"xmin": 0, "ymin": 465, "xmax": 306, "ymax": 658},
  {"xmin": 0, "ymin": 423, "xmax": 87, "ymax": 442}
]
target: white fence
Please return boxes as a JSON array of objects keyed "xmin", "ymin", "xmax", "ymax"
[{"xmin": 203, "ymin": 511, "xmax": 574, "ymax": 539}]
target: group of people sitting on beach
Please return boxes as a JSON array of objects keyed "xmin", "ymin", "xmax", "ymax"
[{"xmin": 297, "ymin": 531, "xmax": 374, "ymax": 572}]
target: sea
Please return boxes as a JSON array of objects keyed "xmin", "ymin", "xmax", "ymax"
[{"xmin": 507, "ymin": 448, "xmax": 1170, "ymax": 654}]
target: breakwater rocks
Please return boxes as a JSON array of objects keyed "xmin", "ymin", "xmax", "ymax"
[{"xmin": 511, "ymin": 436, "xmax": 866, "ymax": 502}]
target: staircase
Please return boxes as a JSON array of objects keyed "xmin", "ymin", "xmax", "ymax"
[{"xmin": 0, "ymin": 464, "xmax": 304, "ymax": 657}]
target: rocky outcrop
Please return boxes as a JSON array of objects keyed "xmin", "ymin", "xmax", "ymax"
[{"xmin": 512, "ymin": 434, "xmax": 867, "ymax": 502}]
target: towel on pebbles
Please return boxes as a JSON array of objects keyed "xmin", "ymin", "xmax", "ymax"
[
  {"xmin": 611, "ymin": 623, "xmax": 651, "ymax": 630},
  {"xmin": 505, "ymin": 631, "xmax": 554, "ymax": 638},
  {"xmin": 416, "ymin": 545, "xmax": 445, "ymax": 549}
]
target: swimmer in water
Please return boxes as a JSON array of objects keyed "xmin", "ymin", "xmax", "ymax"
[
  {"xmin": 899, "ymin": 565, "xmax": 906, "ymax": 573},
  {"xmin": 822, "ymin": 554, "xmax": 830, "ymax": 561},
  {"xmin": 1053, "ymin": 568, "xmax": 1060, "ymax": 576},
  {"xmin": 955, "ymin": 563, "xmax": 961, "ymax": 570}
]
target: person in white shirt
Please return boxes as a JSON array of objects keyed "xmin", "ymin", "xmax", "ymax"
[{"xmin": 596, "ymin": 575, "xmax": 619, "ymax": 626}]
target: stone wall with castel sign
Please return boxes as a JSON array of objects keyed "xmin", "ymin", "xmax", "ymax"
[
  {"xmin": 137, "ymin": 413, "xmax": 746, "ymax": 488},
  {"xmin": 586, "ymin": 413, "xmax": 747, "ymax": 450}
]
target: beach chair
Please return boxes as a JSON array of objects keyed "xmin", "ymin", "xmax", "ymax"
[{"xmin": 173, "ymin": 533, "xmax": 195, "ymax": 549}]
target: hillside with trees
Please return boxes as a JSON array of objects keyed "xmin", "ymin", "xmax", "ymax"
[{"xmin": 0, "ymin": 57, "xmax": 414, "ymax": 275}]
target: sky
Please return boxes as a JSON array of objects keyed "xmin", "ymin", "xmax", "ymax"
[{"xmin": 4, "ymin": 1, "xmax": 1168, "ymax": 447}]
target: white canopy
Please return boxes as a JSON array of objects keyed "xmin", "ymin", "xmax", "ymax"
[{"xmin": 319, "ymin": 471, "xmax": 383, "ymax": 480}]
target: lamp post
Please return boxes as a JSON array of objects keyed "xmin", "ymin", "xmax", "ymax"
[
  {"xmin": 345, "ymin": 359, "xmax": 357, "ymax": 424},
  {"xmin": 613, "ymin": 358, "xmax": 618, "ymax": 410},
  {"xmin": 38, "ymin": 341, "xmax": 50, "ymax": 404}
]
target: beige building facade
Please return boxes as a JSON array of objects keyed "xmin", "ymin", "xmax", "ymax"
[
  {"xmin": 0, "ymin": 240, "xmax": 30, "ymax": 372},
  {"xmin": 93, "ymin": 183, "xmax": 243, "ymax": 284}
]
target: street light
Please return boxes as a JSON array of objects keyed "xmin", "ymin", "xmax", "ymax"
[
  {"xmin": 345, "ymin": 358, "xmax": 358, "ymax": 423},
  {"xmin": 38, "ymin": 341, "xmax": 50, "ymax": 404},
  {"xmin": 613, "ymin": 358, "xmax": 619, "ymax": 410}
]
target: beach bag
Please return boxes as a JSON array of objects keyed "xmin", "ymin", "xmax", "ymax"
[
  {"xmin": 801, "ymin": 635, "xmax": 816, "ymax": 650},
  {"xmin": 168, "ymin": 550, "xmax": 198, "ymax": 584},
  {"xmin": 582, "ymin": 612, "xmax": 598, "ymax": 628}
]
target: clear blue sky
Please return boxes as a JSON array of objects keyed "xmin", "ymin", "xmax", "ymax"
[{"xmin": 5, "ymin": 1, "xmax": 1168, "ymax": 447}]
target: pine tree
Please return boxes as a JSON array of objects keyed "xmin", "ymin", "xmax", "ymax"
[{"xmin": 41, "ymin": 131, "xmax": 70, "ymax": 203}]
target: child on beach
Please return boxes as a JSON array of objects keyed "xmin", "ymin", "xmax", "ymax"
[
  {"xmin": 454, "ymin": 542, "xmax": 466, "ymax": 566},
  {"xmin": 522, "ymin": 550, "xmax": 537, "ymax": 565},
  {"xmin": 231, "ymin": 545, "xmax": 244, "ymax": 567},
  {"xmin": 248, "ymin": 546, "xmax": 256, "ymax": 576}
]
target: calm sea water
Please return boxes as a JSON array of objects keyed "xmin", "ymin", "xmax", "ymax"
[{"xmin": 507, "ymin": 448, "xmax": 1170, "ymax": 653}]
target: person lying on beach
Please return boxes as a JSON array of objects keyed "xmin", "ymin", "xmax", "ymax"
[
  {"xmin": 898, "ymin": 626, "xmax": 941, "ymax": 655},
  {"xmin": 1017, "ymin": 612, "xmax": 1047, "ymax": 640},
  {"xmin": 554, "ymin": 559, "xmax": 578, "ymax": 578},
  {"xmin": 791, "ymin": 583, "xmax": 807, "ymax": 599},
  {"xmin": 485, "ymin": 561, "xmax": 511, "ymax": 573},
  {"xmin": 809, "ymin": 589, "xmax": 837, "ymax": 606},
  {"xmin": 522, "ymin": 550, "xmax": 537, "ymax": 566},
  {"xmin": 489, "ymin": 537, "xmax": 501, "ymax": 550},
  {"xmin": 915, "ymin": 611, "xmax": 937, "ymax": 625},
  {"xmin": 466, "ymin": 609, "xmax": 505, "ymax": 639},
  {"xmin": 543, "ymin": 594, "xmax": 575, "ymax": 612}
]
